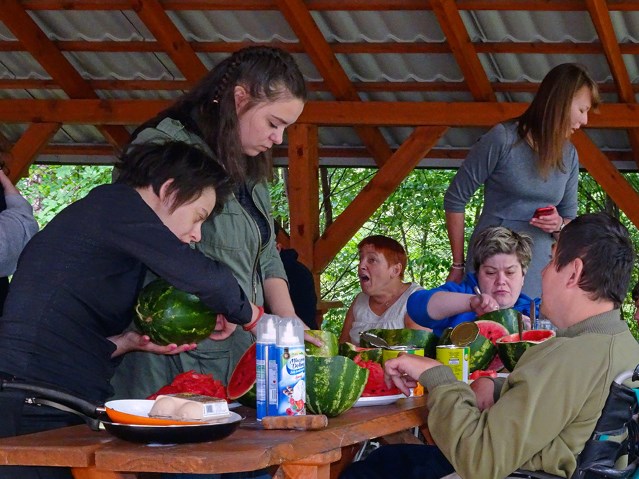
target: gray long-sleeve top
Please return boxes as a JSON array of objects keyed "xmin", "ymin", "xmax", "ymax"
[
  {"xmin": 0, "ymin": 193, "xmax": 38, "ymax": 276},
  {"xmin": 444, "ymin": 122, "xmax": 579, "ymax": 297}
]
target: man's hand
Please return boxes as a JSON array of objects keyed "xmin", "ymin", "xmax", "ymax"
[
  {"xmin": 109, "ymin": 330, "xmax": 197, "ymax": 358},
  {"xmin": 470, "ymin": 377, "xmax": 496, "ymax": 411},
  {"xmin": 384, "ymin": 354, "xmax": 441, "ymax": 396}
]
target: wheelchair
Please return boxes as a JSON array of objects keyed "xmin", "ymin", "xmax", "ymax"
[{"xmin": 510, "ymin": 364, "xmax": 639, "ymax": 479}]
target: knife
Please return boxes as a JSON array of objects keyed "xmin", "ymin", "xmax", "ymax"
[{"xmin": 261, "ymin": 414, "xmax": 328, "ymax": 430}]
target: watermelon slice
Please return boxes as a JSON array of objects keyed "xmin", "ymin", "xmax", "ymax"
[
  {"xmin": 353, "ymin": 357, "xmax": 401, "ymax": 397},
  {"xmin": 227, "ymin": 343, "xmax": 257, "ymax": 407}
]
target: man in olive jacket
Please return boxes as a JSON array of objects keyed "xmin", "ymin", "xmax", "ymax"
[{"xmin": 341, "ymin": 213, "xmax": 639, "ymax": 479}]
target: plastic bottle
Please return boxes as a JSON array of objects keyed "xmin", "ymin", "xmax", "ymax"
[
  {"xmin": 275, "ymin": 318, "xmax": 306, "ymax": 416},
  {"xmin": 256, "ymin": 315, "xmax": 277, "ymax": 420}
]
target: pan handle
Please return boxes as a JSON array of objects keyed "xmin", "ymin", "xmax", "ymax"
[{"xmin": 0, "ymin": 379, "xmax": 101, "ymax": 419}]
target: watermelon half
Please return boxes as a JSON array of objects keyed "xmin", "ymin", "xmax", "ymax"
[
  {"xmin": 306, "ymin": 355, "xmax": 368, "ymax": 417},
  {"xmin": 360, "ymin": 328, "xmax": 438, "ymax": 358},
  {"xmin": 496, "ymin": 330, "xmax": 556, "ymax": 372},
  {"xmin": 478, "ymin": 308, "xmax": 520, "ymax": 335},
  {"xmin": 134, "ymin": 278, "xmax": 217, "ymax": 345},
  {"xmin": 304, "ymin": 330, "xmax": 339, "ymax": 357},
  {"xmin": 227, "ymin": 343, "xmax": 257, "ymax": 407},
  {"xmin": 339, "ymin": 342, "xmax": 383, "ymax": 364}
]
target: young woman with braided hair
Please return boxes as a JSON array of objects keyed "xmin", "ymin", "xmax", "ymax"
[{"xmin": 111, "ymin": 46, "xmax": 310, "ymax": 402}]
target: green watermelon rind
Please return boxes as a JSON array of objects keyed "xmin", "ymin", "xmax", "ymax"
[
  {"xmin": 360, "ymin": 328, "xmax": 438, "ymax": 358},
  {"xmin": 306, "ymin": 356, "xmax": 368, "ymax": 417},
  {"xmin": 304, "ymin": 330, "xmax": 339, "ymax": 357},
  {"xmin": 478, "ymin": 308, "xmax": 520, "ymax": 335},
  {"xmin": 495, "ymin": 330, "xmax": 556, "ymax": 372},
  {"xmin": 339, "ymin": 342, "xmax": 383, "ymax": 364},
  {"xmin": 134, "ymin": 279, "xmax": 217, "ymax": 345}
]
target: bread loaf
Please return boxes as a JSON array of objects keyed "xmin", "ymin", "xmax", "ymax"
[{"xmin": 148, "ymin": 393, "xmax": 230, "ymax": 421}]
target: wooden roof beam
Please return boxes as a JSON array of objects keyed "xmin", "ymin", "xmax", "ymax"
[
  {"xmin": 3, "ymin": 100, "xmax": 639, "ymax": 128},
  {"xmin": 572, "ymin": 130, "xmax": 639, "ymax": 228},
  {"xmin": 275, "ymin": 0, "xmax": 393, "ymax": 167},
  {"xmin": 0, "ymin": 0, "xmax": 130, "ymax": 149},
  {"xmin": 133, "ymin": 0, "xmax": 208, "ymax": 81},
  {"xmin": 18, "ymin": 1, "xmax": 639, "ymax": 12},
  {"xmin": 431, "ymin": 0, "xmax": 496, "ymax": 102},
  {"xmin": 314, "ymin": 126, "xmax": 448, "ymax": 271},
  {"xmin": 6, "ymin": 123, "xmax": 60, "ymax": 182},
  {"xmin": 585, "ymin": 0, "xmax": 639, "ymax": 169}
]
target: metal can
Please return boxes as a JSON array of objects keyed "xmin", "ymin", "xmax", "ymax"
[
  {"xmin": 436, "ymin": 345, "xmax": 470, "ymax": 383},
  {"xmin": 381, "ymin": 345, "xmax": 424, "ymax": 366}
]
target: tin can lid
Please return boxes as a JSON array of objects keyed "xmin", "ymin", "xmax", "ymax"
[{"xmin": 450, "ymin": 322, "xmax": 479, "ymax": 347}]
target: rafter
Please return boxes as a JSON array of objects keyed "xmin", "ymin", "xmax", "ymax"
[
  {"xmin": 133, "ymin": 0, "xmax": 208, "ymax": 81},
  {"xmin": 7, "ymin": 123, "xmax": 60, "ymax": 182},
  {"xmin": 431, "ymin": 0, "xmax": 496, "ymax": 102},
  {"xmin": 275, "ymin": 0, "xmax": 393, "ymax": 166},
  {"xmin": 585, "ymin": 0, "xmax": 639, "ymax": 169},
  {"xmin": 314, "ymin": 126, "xmax": 448, "ymax": 271},
  {"xmin": 0, "ymin": 0, "xmax": 129, "ymax": 149},
  {"xmin": 3, "ymin": 100, "xmax": 639, "ymax": 129},
  {"xmin": 572, "ymin": 130, "xmax": 639, "ymax": 229}
]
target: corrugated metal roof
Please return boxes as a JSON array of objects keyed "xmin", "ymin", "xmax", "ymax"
[{"xmin": 0, "ymin": 3, "xmax": 636, "ymax": 166}]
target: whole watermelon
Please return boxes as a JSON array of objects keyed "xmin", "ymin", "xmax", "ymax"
[
  {"xmin": 479, "ymin": 308, "xmax": 520, "ymax": 335},
  {"xmin": 134, "ymin": 279, "xmax": 217, "ymax": 345},
  {"xmin": 304, "ymin": 330, "xmax": 339, "ymax": 357},
  {"xmin": 306, "ymin": 355, "xmax": 368, "ymax": 417}
]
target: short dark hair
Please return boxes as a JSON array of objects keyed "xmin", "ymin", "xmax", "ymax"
[
  {"xmin": 115, "ymin": 141, "xmax": 232, "ymax": 214},
  {"xmin": 553, "ymin": 213, "xmax": 634, "ymax": 308}
]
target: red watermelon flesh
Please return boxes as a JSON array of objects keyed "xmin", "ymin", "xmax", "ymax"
[
  {"xmin": 147, "ymin": 370, "xmax": 227, "ymax": 400},
  {"xmin": 227, "ymin": 342, "xmax": 256, "ymax": 401},
  {"xmin": 486, "ymin": 354, "xmax": 505, "ymax": 372},
  {"xmin": 354, "ymin": 357, "xmax": 401, "ymax": 397},
  {"xmin": 476, "ymin": 320, "xmax": 509, "ymax": 345}
]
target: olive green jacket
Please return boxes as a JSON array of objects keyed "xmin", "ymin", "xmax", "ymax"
[
  {"xmin": 420, "ymin": 310, "xmax": 639, "ymax": 479},
  {"xmin": 110, "ymin": 118, "xmax": 287, "ymax": 399}
]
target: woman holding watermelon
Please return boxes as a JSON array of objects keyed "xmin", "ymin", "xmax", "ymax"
[
  {"xmin": 444, "ymin": 63, "xmax": 599, "ymax": 299},
  {"xmin": 0, "ymin": 141, "xmax": 270, "ymax": 478},
  {"xmin": 110, "ymin": 46, "xmax": 314, "ymax": 402},
  {"xmin": 406, "ymin": 226, "xmax": 539, "ymax": 337}
]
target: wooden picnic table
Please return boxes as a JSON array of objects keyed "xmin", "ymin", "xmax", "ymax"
[{"xmin": 0, "ymin": 395, "xmax": 428, "ymax": 479}]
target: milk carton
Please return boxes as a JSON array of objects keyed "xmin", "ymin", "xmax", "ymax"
[{"xmin": 275, "ymin": 318, "xmax": 305, "ymax": 416}]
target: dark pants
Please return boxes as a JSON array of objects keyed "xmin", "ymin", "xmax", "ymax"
[
  {"xmin": 340, "ymin": 444, "xmax": 454, "ymax": 479},
  {"xmin": 0, "ymin": 391, "xmax": 85, "ymax": 479}
]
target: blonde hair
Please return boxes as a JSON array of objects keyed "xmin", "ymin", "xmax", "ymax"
[{"xmin": 472, "ymin": 227, "xmax": 533, "ymax": 273}]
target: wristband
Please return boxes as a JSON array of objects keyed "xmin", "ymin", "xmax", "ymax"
[
  {"xmin": 451, "ymin": 262, "xmax": 465, "ymax": 270},
  {"xmin": 553, "ymin": 218, "xmax": 565, "ymax": 234},
  {"xmin": 243, "ymin": 305, "xmax": 264, "ymax": 332}
]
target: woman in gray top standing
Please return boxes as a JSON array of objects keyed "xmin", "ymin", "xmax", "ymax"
[{"xmin": 444, "ymin": 63, "xmax": 599, "ymax": 297}]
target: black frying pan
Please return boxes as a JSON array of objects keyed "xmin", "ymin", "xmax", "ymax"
[{"xmin": 0, "ymin": 379, "xmax": 241, "ymax": 443}]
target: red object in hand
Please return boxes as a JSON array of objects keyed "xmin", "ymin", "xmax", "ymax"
[
  {"xmin": 469, "ymin": 370, "xmax": 498, "ymax": 381},
  {"xmin": 533, "ymin": 206, "xmax": 554, "ymax": 218}
]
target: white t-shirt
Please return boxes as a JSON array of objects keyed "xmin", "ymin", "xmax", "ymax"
[{"xmin": 349, "ymin": 282, "xmax": 423, "ymax": 345}]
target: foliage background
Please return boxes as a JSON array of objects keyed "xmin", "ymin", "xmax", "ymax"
[{"xmin": 18, "ymin": 165, "xmax": 639, "ymax": 339}]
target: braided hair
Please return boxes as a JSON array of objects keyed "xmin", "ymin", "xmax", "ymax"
[{"xmin": 130, "ymin": 46, "xmax": 307, "ymax": 184}]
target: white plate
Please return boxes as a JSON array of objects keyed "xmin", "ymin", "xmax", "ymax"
[{"xmin": 353, "ymin": 393, "xmax": 405, "ymax": 407}]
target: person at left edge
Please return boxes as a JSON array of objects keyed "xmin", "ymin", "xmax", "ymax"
[
  {"xmin": 0, "ymin": 148, "xmax": 39, "ymax": 313},
  {"xmin": 0, "ymin": 142, "xmax": 267, "ymax": 479}
]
